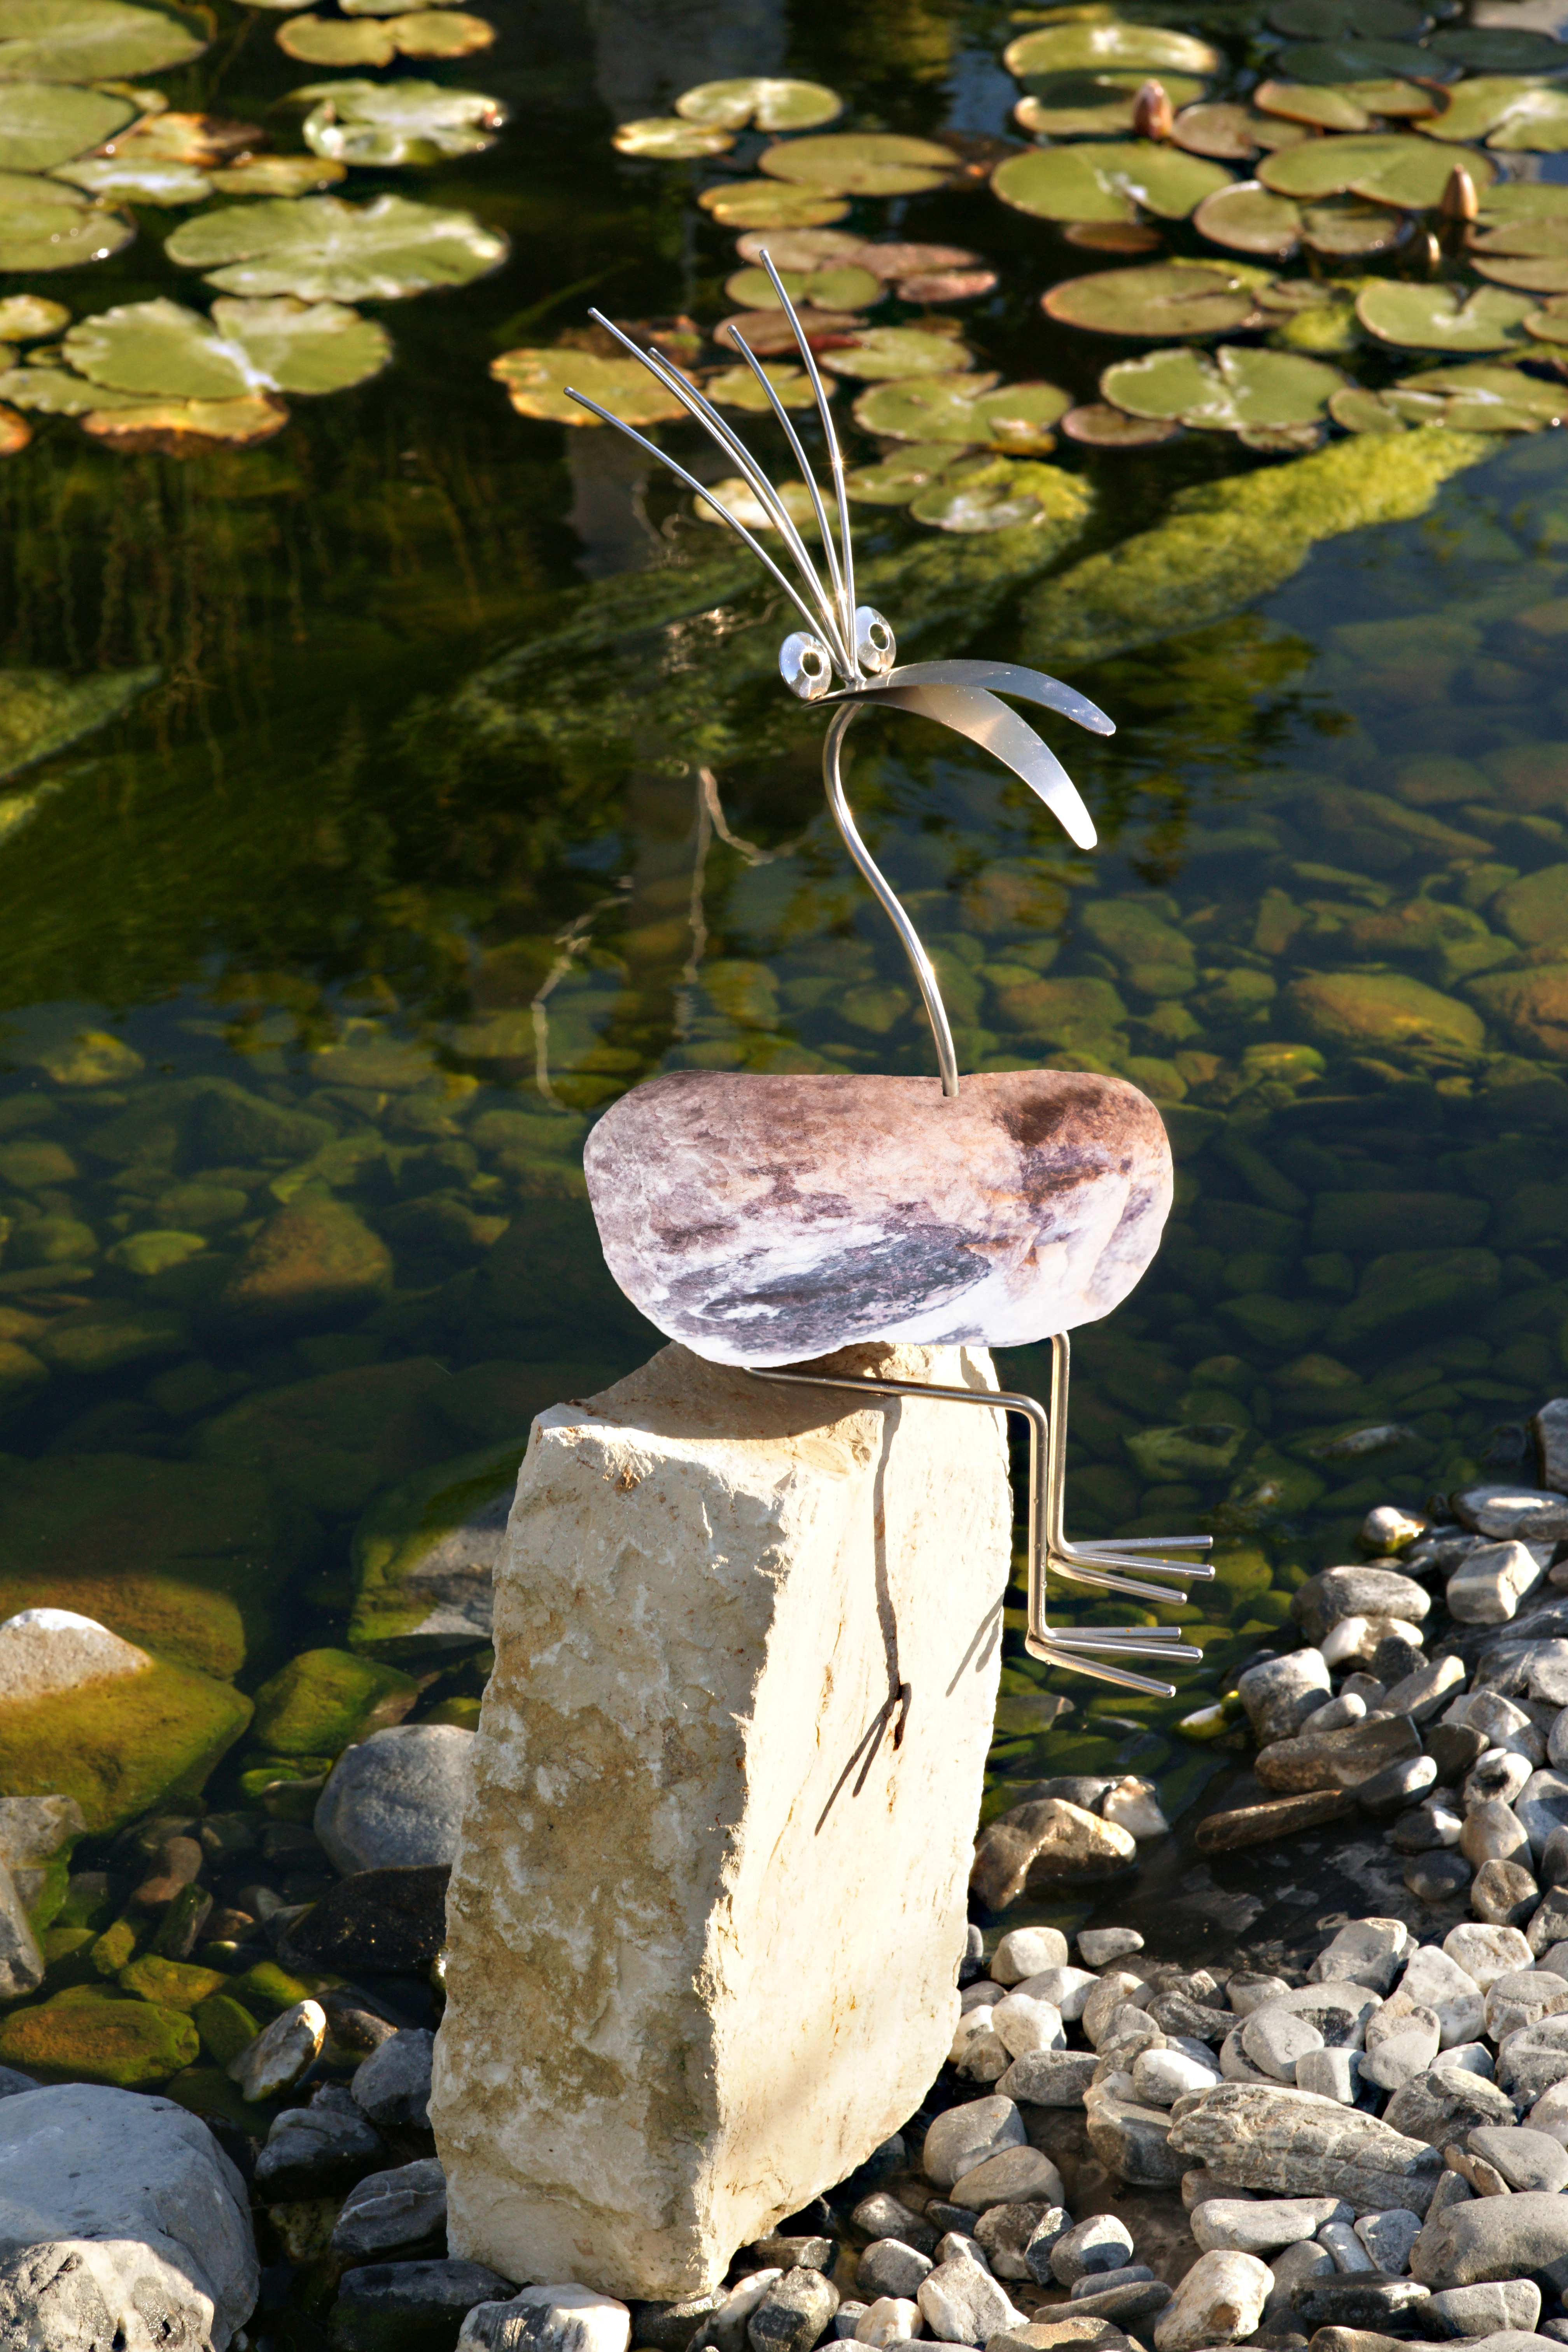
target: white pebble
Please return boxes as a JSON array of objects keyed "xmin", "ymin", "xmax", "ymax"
[
  {"xmin": 855, "ymin": 2300, "xmax": 923, "ymax": 2346},
  {"xmin": 1078, "ymin": 1928, "xmax": 1144, "ymax": 1967},
  {"xmin": 989, "ymin": 1993, "xmax": 1064, "ymax": 2059},
  {"xmin": 1318, "ymin": 2221, "xmax": 1375, "ymax": 2273}
]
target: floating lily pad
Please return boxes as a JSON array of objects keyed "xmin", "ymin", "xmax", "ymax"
[
  {"xmin": 298, "ymin": 80, "xmax": 506, "ymax": 165},
  {"xmin": 0, "ymin": 360, "xmax": 149, "ymax": 411},
  {"xmin": 724, "ymin": 262, "xmax": 881, "ymax": 312},
  {"xmin": 817, "ymin": 325, "xmax": 973, "ymax": 379},
  {"xmin": 900, "ymin": 266, "xmax": 997, "ymax": 301},
  {"xmin": 1356, "ymin": 278, "xmax": 1534, "ymax": 348},
  {"xmin": 52, "ymin": 155, "xmax": 212, "ymax": 203},
  {"xmin": 1526, "ymin": 295, "xmax": 1568, "ymax": 345},
  {"xmin": 848, "ymin": 238, "xmax": 984, "ymax": 282},
  {"xmin": 279, "ymin": 15, "xmax": 396, "ymax": 61},
  {"xmin": 732, "ymin": 227, "xmax": 862, "ymax": 270},
  {"xmin": 166, "ymin": 194, "xmax": 507, "ymax": 300},
  {"xmin": 208, "ymin": 156, "xmax": 347, "ymax": 196},
  {"xmin": 1043, "ymin": 259, "xmax": 1264, "ymax": 336},
  {"xmin": 491, "ymin": 345, "xmax": 693, "ymax": 426},
  {"xmin": 758, "ymin": 132, "xmax": 955, "ymax": 197},
  {"xmin": 1062, "ymin": 399, "xmax": 1181, "ymax": 444},
  {"xmin": 993, "ymin": 138, "xmax": 1232, "ymax": 224},
  {"xmin": 674, "ymin": 78, "xmax": 842, "ymax": 131},
  {"xmin": 845, "ymin": 441, "xmax": 956, "ymax": 502},
  {"xmin": 1429, "ymin": 25, "xmax": 1568, "ymax": 70},
  {"xmin": 0, "ymin": 82, "xmax": 134, "ymax": 171},
  {"xmin": 1473, "ymin": 251, "xmax": 1568, "ymax": 294},
  {"xmin": 378, "ymin": 8, "xmax": 492, "ymax": 52},
  {"xmin": 0, "ymin": 172, "xmax": 133, "ymax": 271},
  {"xmin": 1267, "ymin": 0, "xmax": 1424, "ymax": 37},
  {"xmin": 0, "ymin": 0, "xmax": 207, "ymax": 79},
  {"xmin": 1015, "ymin": 68, "xmax": 1206, "ymax": 137},
  {"xmin": 1473, "ymin": 215, "xmax": 1568, "ymax": 257},
  {"xmin": 1478, "ymin": 183, "xmax": 1568, "ymax": 220},
  {"xmin": 694, "ymin": 475, "xmax": 820, "ymax": 531},
  {"xmin": 907, "ymin": 454, "xmax": 1074, "ymax": 532},
  {"xmin": 1419, "ymin": 76, "xmax": 1568, "ymax": 149},
  {"xmin": 0, "ymin": 296, "xmax": 67, "ymax": 339},
  {"xmin": 702, "ymin": 360, "xmax": 822, "ymax": 411},
  {"xmin": 1275, "ymin": 40, "xmax": 1446, "ymax": 81},
  {"xmin": 716, "ymin": 305, "xmax": 863, "ymax": 355},
  {"xmin": 850, "ymin": 371, "xmax": 1076, "ymax": 448},
  {"xmin": 1102, "ymin": 340, "xmax": 1345, "ymax": 431},
  {"xmin": 80, "ymin": 392, "xmax": 288, "ymax": 453},
  {"xmin": 1193, "ymin": 179, "xmax": 1302, "ymax": 254},
  {"xmin": 1337, "ymin": 359, "xmax": 1568, "ymax": 428},
  {"xmin": 1330, "ymin": 383, "xmax": 1404, "ymax": 429},
  {"xmin": 1063, "ymin": 219, "xmax": 1164, "ymax": 250},
  {"xmin": 696, "ymin": 179, "xmax": 847, "ymax": 229},
  {"xmin": 63, "ymin": 295, "xmax": 391, "ymax": 398},
  {"xmin": 611, "ymin": 117, "xmax": 733, "ymax": 159},
  {"xmin": 1253, "ymin": 74, "xmax": 1433, "ymax": 126},
  {"xmin": 1260, "ymin": 128, "xmax": 1491, "ymax": 204},
  {"xmin": 1172, "ymin": 100, "xmax": 1309, "ymax": 157},
  {"xmin": 1004, "ymin": 21, "xmax": 1220, "ymax": 76}
]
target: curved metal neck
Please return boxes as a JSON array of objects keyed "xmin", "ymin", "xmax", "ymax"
[{"xmin": 823, "ymin": 700, "xmax": 960, "ymax": 1099}]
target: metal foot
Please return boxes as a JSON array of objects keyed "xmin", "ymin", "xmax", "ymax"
[{"xmin": 746, "ymin": 1351, "xmax": 1204, "ymax": 1698}]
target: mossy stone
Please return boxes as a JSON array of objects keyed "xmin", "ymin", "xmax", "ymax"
[
  {"xmin": 33, "ymin": 1304, "xmax": 189, "ymax": 1374},
  {"xmin": 1125, "ymin": 1423, "xmax": 1248, "ymax": 1479},
  {"xmin": 1326, "ymin": 1247, "xmax": 1502, "ymax": 1346},
  {"xmin": 1286, "ymin": 970, "xmax": 1485, "ymax": 1054},
  {"xmin": 1339, "ymin": 897, "xmax": 1510, "ymax": 984},
  {"xmin": 89, "ymin": 1918, "xmax": 138, "ymax": 1976},
  {"xmin": 1494, "ymin": 863, "xmax": 1568, "ymax": 950},
  {"xmin": 0, "ymin": 1996, "xmax": 198, "ymax": 2085},
  {"xmin": 990, "ymin": 973, "xmax": 1128, "ymax": 1043},
  {"xmin": 1218, "ymin": 1456, "xmax": 1327, "ymax": 1528},
  {"xmin": 11, "ymin": 1216, "xmax": 96, "ymax": 1267},
  {"xmin": 0, "ymin": 1656, "xmax": 252, "ymax": 1833},
  {"xmin": 220, "ymin": 1193, "xmax": 392, "ymax": 1330},
  {"xmin": 1079, "ymin": 899, "xmax": 1197, "ymax": 995},
  {"xmin": 1217, "ymin": 1293, "xmax": 1333, "ymax": 1353},
  {"xmin": 0, "ymin": 1139, "xmax": 76, "ymax": 1188},
  {"xmin": 251, "ymin": 1647, "xmax": 418, "ymax": 1755},
  {"xmin": 1309, "ymin": 1190, "xmax": 1489, "ymax": 1252},
  {"xmin": 194, "ymin": 1358, "xmax": 454, "ymax": 1517},
  {"xmin": 0, "ymin": 1342, "xmax": 46, "ymax": 1407},
  {"xmin": 349, "ymin": 1439, "xmax": 528, "ymax": 1652},
  {"xmin": 193, "ymin": 1991, "xmax": 259, "ymax": 2063},
  {"xmin": 229, "ymin": 1959, "xmax": 322, "ymax": 2013},
  {"xmin": 163, "ymin": 2062, "xmax": 271, "ymax": 2128},
  {"xmin": 1468, "ymin": 962, "xmax": 1568, "ymax": 1057},
  {"xmin": 117, "ymin": 1955, "xmax": 228, "ymax": 2010}
]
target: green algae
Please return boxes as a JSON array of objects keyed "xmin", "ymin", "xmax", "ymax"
[
  {"xmin": 251, "ymin": 1646, "xmax": 418, "ymax": 1753},
  {"xmin": 117, "ymin": 1954, "xmax": 227, "ymax": 2009},
  {"xmin": 0, "ymin": 1995, "xmax": 198, "ymax": 2086},
  {"xmin": 348, "ymin": 1437, "xmax": 527, "ymax": 1652},
  {"xmin": 0, "ymin": 1657, "xmax": 252, "ymax": 1833},
  {"xmin": 192, "ymin": 1992, "xmax": 260, "ymax": 2064}
]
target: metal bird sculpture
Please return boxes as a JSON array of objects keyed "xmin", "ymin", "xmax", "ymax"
[{"xmin": 568, "ymin": 263, "xmax": 1209, "ymax": 1694}]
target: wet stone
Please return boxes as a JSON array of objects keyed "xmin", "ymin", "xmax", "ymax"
[
  {"xmin": 1290, "ymin": 2278, "xmax": 1434, "ymax": 2331},
  {"xmin": 1469, "ymin": 1858, "xmax": 1539, "ymax": 1925},
  {"xmin": 290, "ymin": 1863, "xmax": 450, "ymax": 1973},
  {"xmin": 332, "ymin": 2157, "xmax": 448, "ymax": 2263},
  {"xmin": 1407, "ymin": 1849, "xmax": 1472, "ymax": 1904},
  {"xmin": 332, "ymin": 2259, "xmax": 519, "ymax": 2352}
]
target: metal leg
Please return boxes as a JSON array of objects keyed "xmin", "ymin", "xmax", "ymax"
[
  {"xmin": 746, "ymin": 1361, "xmax": 1202, "ymax": 1698},
  {"xmin": 1045, "ymin": 1333, "xmax": 1215, "ymax": 1582}
]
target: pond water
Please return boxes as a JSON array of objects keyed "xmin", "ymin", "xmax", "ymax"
[{"xmin": 7, "ymin": 0, "xmax": 1568, "ymax": 2220}]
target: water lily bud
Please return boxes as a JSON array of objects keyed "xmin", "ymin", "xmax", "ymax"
[
  {"xmin": 1439, "ymin": 163, "xmax": 1479, "ymax": 224},
  {"xmin": 1132, "ymin": 79, "xmax": 1174, "ymax": 140}
]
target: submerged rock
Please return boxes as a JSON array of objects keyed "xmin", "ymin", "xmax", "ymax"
[
  {"xmin": 220, "ymin": 1192, "xmax": 392, "ymax": 1330},
  {"xmin": 348, "ymin": 1441, "xmax": 527, "ymax": 1655},
  {"xmin": 251, "ymin": 1649, "xmax": 418, "ymax": 1759},
  {"xmin": 314, "ymin": 1724, "xmax": 474, "ymax": 1874}
]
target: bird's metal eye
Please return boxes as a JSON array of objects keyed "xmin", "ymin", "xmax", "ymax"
[
  {"xmin": 855, "ymin": 607, "xmax": 896, "ymax": 676},
  {"xmin": 780, "ymin": 632, "xmax": 833, "ymax": 701}
]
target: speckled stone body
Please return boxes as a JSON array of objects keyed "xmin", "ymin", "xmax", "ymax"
[{"xmin": 583, "ymin": 1068, "xmax": 1171, "ymax": 1368}]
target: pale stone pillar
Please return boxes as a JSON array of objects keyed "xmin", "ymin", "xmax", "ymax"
[{"xmin": 432, "ymin": 1339, "xmax": 1012, "ymax": 2300}]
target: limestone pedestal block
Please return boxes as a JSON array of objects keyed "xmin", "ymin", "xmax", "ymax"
[{"xmin": 431, "ymin": 1339, "xmax": 1012, "ymax": 2300}]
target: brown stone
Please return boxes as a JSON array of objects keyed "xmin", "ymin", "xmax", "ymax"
[
  {"xmin": 1194, "ymin": 1788, "xmax": 1355, "ymax": 1854},
  {"xmin": 972, "ymin": 1798, "xmax": 1138, "ymax": 1910},
  {"xmin": 1468, "ymin": 963, "xmax": 1568, "ymax": 1060},
  {"xmin": 1254, "ymin": 1712, "xmax": 1421, "ymax": 1795}
]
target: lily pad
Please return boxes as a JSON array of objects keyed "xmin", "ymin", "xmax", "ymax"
[
  {"xmin": 298, "ymin": 80, "xmax": 506, "ymax": 165},
  {"xmin": 1062, "ymin": 400, "xmax": 1181, "ymax": 444},
  {"xmin": 1253, "ymin": 75, "xmax": 1433, "ymax": 126},
  {"xmin": 845, "ymin": 441, "xmax": 956, "ymax": 502},
  {"xmin": 850, "ymin": 373, "xmax": 1069, "ymax": 448},
  {"xmin": 279, "ymin": 15, "xmax": 394, "ymax": 60},
  {"xmin": 0, "ymin": 360, "xmax": 150, "ymax": 411},
  {"xmin": 1043, "ymin": 259, "xmax": 1265, "ymax": 336},
  {"xmin": 491, "ymin": 345, "xmax": 693, "ymax": 427},
  {"xmin": 1330, "ymin": 383, "xmax": 1405, "ymax": 430},
  {"xmin": 1102, "ymin": 340, "xmax": 1345, "ymax": 431},
  {"xmin": 1428, "ymin": 25, "xmax": 1568, "ymax": 70},
  {"xmin": 1526, "ymin": 295, "xmax": 1568, "ymax": 345},
  {"xmin": 1275, "ymin": 40, "xmax": 1446, "ymax": 80},
  {"xmin": 208, "ymin": 157, "xmax": 346, "ymax": 196},
  {"xmin": 1478, "ymin": 183, "xmax": 1568, "ymax": 221},
  {"xmin": 732, "ymin": 227, "xmax": 863, "ymax": 270},
  {"xmin": 899, "ymin": 266, "xmax": 997, "ymax": 301},
  {"xmin": 1337, "ymin": 360, "xmax": 1568, "ymax": 428},
  {"xmin": 1356, "ymin": 278, "xmax": 1534, "ymax": 349},
  {"xmin": 696, "ymin": 179, "xmax": 848, "ymax": 229},
  {"xmin": 611, "ymin": 117, "xmax": 733, "ymax": 159},
  {"xmin": 1267, "ymin": 0, "xmax": 1424, "ymax": 37},
  {"xmin": 694, "ymin": 476, "xmax": 820, "ymax": 531},
  {"xmin": 63, "ymin": 295, "xmax": 391, "ymax": 397},
  {"xmin": 674, "ymin": 78, "xmax": 842, "ymax": 131},
  {"xmin": 102, "ymin": 112, "xmax": 262, "ymax": 164},
  {"xmin": 758, "ymin": 132, "xmax": 955, "ymax": 197},
  {"xmin": 165, "ymin": 193, "xmax": 508, "ymax": 300},
  {"xmin": 1063, "ymin": 219, "xmax": 1164, "ymax": 250},
  {"xmin": 1193, "ymin": 179, "xmax": 1303, "ymax": 254},
  {"xmin": 724, "ymin": 262, "xmax": 881, "ymax": 312},
  {"xmin": 1419, "ymin": 77, "xmax": 1568, "ymax": 149},
  {"xmin": 80, "ymin": 393, "xmax": 288, "ymax": 453},
  {"xmin": 1004, "ymin": 22, "xmax": 1220, "ymax": 77},
  {"xmin": 0, "ymin": 173, "xmax": 133, "ymax": 271},
  {"xmin": 1015, "ymin": 68, "xmax": 1206, "ymax": 137},
  {"xmin": 702, "ymin": 360, "xmax": 822, "ymax": 411},
  {"xmin": 1259, "ymin": 129, "xmax": 1492, "ymax": 205},
  {"xmin": 993, "ymin": 139, "xmax": 1232, "ymax": 223},
  {"xmin": 0, "ymin": 81, "xmax": 133, "ymax": 171},
  {"xmin": 1172, "ymin": 100, "xmax": 1309, "ymax": 157},
  {"xmin": 0, "ymin": 297, "xmax": 67, "ymax": 339},
  {"xmin": 376, "ymin": 8, "xmax": 491, "ymax": 52},
  {"xmin": 907, "ymin": 454, "xmax": 1076, "ymax": 532},
  {"xmin": 1474, "ymin": 252, "xmax": 1568, "ymax": 294},
  {"xmin": 52, "ymin": 156, "xmax": 212, "ymax": 203},
  {"xmin": 817, "ymin": 325, "xmax": 975, "ymax": 378},
  {"xmin": 716, "ymin": 305, "xmax": 863, "ymax": 356},
  {"xmin": 0, "ymin": 0, "xmax": 206, "ymax": 79}
]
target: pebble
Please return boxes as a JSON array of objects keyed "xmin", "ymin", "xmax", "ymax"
[
  {"xmin": 1482, "ymin": 1967, "xmax": 1568, "ymax": 2039},
  {"xmin": 1354, "ymin": 2209, "xmax": 1423, "ymax": 2273},
  {"xmin": 973, "ymin": 2201, "xmax": 1068, "ymax": 2283},
  {"xmin": 0, "ymin": 1608, "xmax": 151, "ymax": 1701},
  {"xmin": 1078, "ymin": 1929, "xmax": 1144, "ymax": 1966},
  {"xmin": 228, "ymin": 1996, "xmax": 325, "ymax": 2101},
  {"xmin": 1015, "ymin": 1966, "xmax": 1097, "ymax": 2020},
  {"xmin": 952, "ymin": 2145, "xmax": 1063, "ymax": 2210},
  {"xmin": 852, "ymin": 2197, "xmax": 936, "ymax": 2256},
  {"xmin": 1314, "ymin": 1917, "xmax": 1413, "ymax": 1991},
  {"xmin": 1296, "ymin": 2048, "xmax": 1359, "ymax": 2104},
  {"xmin": 1466, "ymin": 2124, "xmax": 1568, "ymax": 2193},
  {"xmin": 1465, "ymin": 1752, "xmax": 1535, "ymax": 1810},
  {"xmin": 1318, "ymin": 2221, "xmax": 1377, "ymax": 2273},
  {"xmin": 1082, "ymin": 1971, "xmax": 1152, "ymax": 2047},
  {"xmin": 852, "ymin": 2297, "xmax": 919, "ymax": 2347},
  {"xmin": 1449, "ymin": 1540, "xmax": 1549, "ymax": 1624},
  {"xmin": 1237, "ymin": 1652, "xmax": 1332, "ymax": 1744},
  {"xmin": 459, "ymin": 2284, "xmax": 631, "ymax": 2352},
  {"xmin": 990, "ymin": 1994, "xmax": 1065, "ymax": 2058},
  {"xmin": 1426, "ymin": 2282, "xmax": 1544, "ymax": 2337},
  {"xmin": 1152, "ymin": 2248, "xmax": 1270, "ymax": 2351},
  {"xmin": 254, "ymin": 2082, "xmax": 385, "ymax": 2200},
  {"xmin": 1191, "ymin": 2197, "xmax": 1346, "ymax": 2254},
  {"xmin": 1291, "ymin": 2277, "xmax": 1434, "ymax": 2330},
  {"xmin": 1461, "ymin": 1801, "xmax": 1533, "ymax": 1869},
  {"xmin": 1386, "ymin": 2064, "xmax": 1517, "ymax": 2139},
  {"xmin": 1070, "ymin": 2264, "xmax": 1154, "ymax": 2299},
  {"xmin": 1407, "ymin": 1853, "xmax": 1474, "ymax": 1903},
  {"xmin": 352, "ymin": 2027, "xmax": 434, "ymax": 2128},
  {"xmin": 916, "ymin": 2254, "xmax": 1022, "ymax": 2345},
  {"xmin": 1362, "ymin": 2002, "xmax": 1442, "ymax": 2091},
  {"xmin": 1410, "ymin": 2189, "xmax": 1568, "ymax": 2288},
  {"xmin": 1133, "ymin": 2048, "xmax": 1220, "ymax": 2106},
  {"xmin": 997, "ymin": 2049, "xmax": 1097, "ymax": 2105},
  {"xmin": 331, "ymin": 2157, "xmax": 448, "ymax": 2261},
  {"xmin": 748, "ymin": 2270, "xmax": 841, "ymax": 2352},
  {"xmin": 313, "ymin": 1723, "xmax": 474, "ymax": 1874},
  {"xmin": 991, "ymin": 1927, "xmax": 1069, "ymax": 1984},
  {"xmin": 1069, "ymin": 2277, "xmax": 1172, "ymax": 2322},
  {"xmin": 1442, "ymin": 1923, "xmax": 1534, "ymax": 1989},
  {"xmin": 922, "ymin": 2096, "xmax": 1025, "ymax": 2189},
  {"xmin": 1469, "ymin": 1859, "xmax": 1540, "ymax": 1927},
  {"xmin": 856, "ymin": 2242, "xmax": 931, "ymax": 2300},
  {"xmin": 1052, "ymin": 2215, "xmax": 1136, "ymax": 2284}
]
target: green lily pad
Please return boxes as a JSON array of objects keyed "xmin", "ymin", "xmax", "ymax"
[
  {"xmin": 724, "ymin": 262, "xmax": 881, "ymax": 312},
  {"xmin": 1473, "ymin": 252, "xmax": 1568, "ymax": 294},
  {"xmin": 0, "ymin": 172, "xmax": 133, "ymax": 271},
  {"xmin": 1357, "ymin": 278, "xmax": 1535, "ymax": 349},
  {"xmin": 1171, "ymin": 100, "xmax": 1309, "ymax": 157},
  {"xmin": 1062, "ymin": 399, "xmax": 1181, "ymax": 444},
  {"xmin": 849, "ymin": 372, "xmax": 1069, "ymax": 447},
  {"xmin": 166, "ymin": 193, "xmax": 508, "ymax": 300},
  {"xmin": 732, "ymin": 227, "xmax": 863, "ymax": 270},
  {"xmin": 1479, "ymin": 183, "xmax": 1568, "ymax": 221},
  {"xmin": 1526, "ymin": 296, "xmax": 1568, "ymax": 345},
  {"xmin": 817, "ymin": 325, "xmax": 974, "ymax": 379},
  {"xmin": 1043, "ymin": 259, "xmax": 1265, "ymax": 336},
  {"xmin": 1473, "ymin": 215, "xmax": 1568, "ymax": 256},
  {"xmin": 1394, "ymin": 359, "xmax": 1568, "ymax": 426},
  {"xmin": 79, "ymin": 393, "xmax": 287, "ymax": 452},
  {"xmin": 0, "ymin": 359, "xmax": 151, "ymax": 411},
  {"xmin": 702, "ymin": 359, "xmax": 822, "ymax": 411},
  {"xmin": 52, "ymin": 156, "xmax": 212, "ymax": 203},
  {"xmin": 1102, "ymin": 340, "xmax": 1345, "ymax": 430},
  {"xmin": 0, "ymin": 296, "xmax": 67, "ymax": 339},
  {"xmin": 0, "ymin": 81, "xmax": 133, "ymax": 171},
  {"xmin": 1004, "ymin": 22, "xmax": 1220, "ymax": 77},
  {"xmin": 1419, "ymin": 76, "xmax": 1568, "ymax": 149},
  {"xmin": 0, "ymin": 0, "xmax": 206, "ymax": 79},
  {"xmin": 1015, "ymin": 68, "xmax": 1206, "ymax": 137},
  {"xmin": 758, "ymin": 131, "xmax": 955, "ymax": 196},
  {"xmin": 1253, "ymin": 74, "xmax": 1433, "ymax": 125},
  {"xmin": 1193, "ymin": 179, "xmax": 1302, "ymax": 254},
  {"xmin": 1429, "ymin": 25, "xmax": 1568, "ymax": 70},
  {"xmin": 62, "ymin": 295, "xmax": 391, "ymax": 397},
  {"xmin": 1274, "ymin": 39, "xmax": 1444, "ymax": 80},
  {"xmin": 278, "ymin": 14, "xmax": 394, "ymax": 60},
  {"xmin": 1260, "ymin": 128, "xmax": 1491, "ymax": 204},
  {"xmin": 1267, "ymin": 0, "xmax": 1424, "ymax": 37},
  {"xmin": 297, "ymin": 80, "xmax": 506, "ymax": 165},
  {"xmin": 1303, "ymin": 192, "xmax": 1407, "ymax": 253},
  {"xmin": 208, "ymin": 156, "xmax": 346, "ymax": 196},
  {"xmin": 1330, "ymin": 383, "xmax": 1405, "ymax": 430},
  {"xmin": 492, "ymin": 345, "xmax": 693, "ymax": 426},
  {"xmin": 993, "ymin": 139, "xmax": 1232, "ymax": 224},
  {"xmin": 907, "ymin": 454, "xmax": 1076, "ymax": 533},
  {"xmin": 376, "ymin": 9, "xmax": 491, "ymax": 52},
  {"xmin": 845, "ymin": 441, "xmax": 957, "ymax": 502},
  {"xmin": 674, "ymin": 78, "xmax": 842, "ymax": 131},
  {"xmin": 611, "ymin": 117, "xmax": 733, "ymax": 158},
  {"xmin": 696, "ymin": 179, "xmax": 848, "ymax": 229},
  {"xmin": 694, "ymin": 476, "xmax": 820, "ymax": 532}
]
